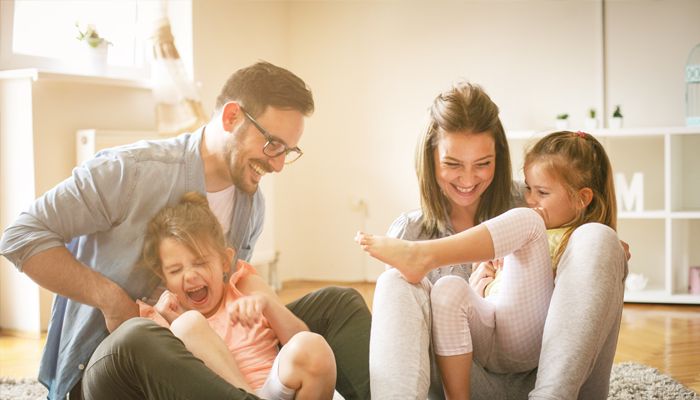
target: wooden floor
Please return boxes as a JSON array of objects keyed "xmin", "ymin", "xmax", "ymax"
[{"xmin": 2, "ymin": 281, "xmax": 699, "ymax": 394}]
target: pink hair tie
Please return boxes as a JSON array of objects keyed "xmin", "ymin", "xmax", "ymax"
[{"xmin": 575, "ymin": 131, "xmax": 587, "ymax": 138}]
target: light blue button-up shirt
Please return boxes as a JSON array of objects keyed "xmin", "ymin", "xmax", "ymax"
[{"xmin": 0, "ymin": 128, "xmax": 264, "ymax": 399}]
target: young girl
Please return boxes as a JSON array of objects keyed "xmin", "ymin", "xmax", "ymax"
[
  {"xmin": 139, "ymin": 192, "xmax": 336, "ymax": 399},
  {"xmin": 356, "ymin": 130, "xmax": 619, "ymax": 399}
]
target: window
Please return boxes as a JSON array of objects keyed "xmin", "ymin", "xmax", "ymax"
[{"xmin": 0, "ymin": 0, "xmax": 193, "ymax": 81}]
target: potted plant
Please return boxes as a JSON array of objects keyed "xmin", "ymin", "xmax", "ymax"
[
  {"xmin": 76, "ymin": 23, "xmax": 111, "ymax": 74},
  {"xmin": 76, "ymin": 23, "xmax": 111, "ymax": 48},
  {"xmin": 555, "ymin": 113, "xmax": 569, "ymax": 130},
  {"xmin": 610, "ymin": 105, "xmax": 623, "ymax": 129},
  {"xmin": 585, "ymin": 108, "xmax": 598, "ymax": 130}
]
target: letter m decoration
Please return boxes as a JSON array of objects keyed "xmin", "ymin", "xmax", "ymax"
[{"xmin": 615, "ymin": 172, "xmax": 644, "ymax": 212}]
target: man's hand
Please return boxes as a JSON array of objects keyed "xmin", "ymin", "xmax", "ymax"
[
  {"xmin": 101, "ymin": 293, "xmax": 139, "ymax": 333},
  {"xmin": 469, "ymin": 259, "xmax": 501, "ymax": 297},
  {"xmin": 228, "ymin": 293, "xmax": 268, "ymax": 328},
  {"xmin": 154, "ymin": 290, "xmax": 186, "ymax": 325},
  {"xmin": 21, "ymin": 247, "xmax": 140, "ymax": 333}
]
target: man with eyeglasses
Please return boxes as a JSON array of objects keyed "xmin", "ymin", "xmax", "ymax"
[{"xmin": 0, "ymin": 61, "xmax": 370, "ymax": 400}]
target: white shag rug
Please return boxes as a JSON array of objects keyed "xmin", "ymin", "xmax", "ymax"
[
  {"xmin": 1, "ymin": 362, "xmax": 697, "ymax": 399},
  {"xmin": 608, "ymin": 362, "xmax": 699, "ymax": 400},
  {"xmin": 0, "ymin": 377, "xmax": 48, "ymax": 400}
]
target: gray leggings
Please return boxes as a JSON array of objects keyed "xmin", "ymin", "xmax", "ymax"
[
  {"xmin": 82, "ymin": 286, "xmax": 371, "ymax": 400},
  {"xmin": 370, "ymin": 222, "xmax": 627, "ymax": 400}
]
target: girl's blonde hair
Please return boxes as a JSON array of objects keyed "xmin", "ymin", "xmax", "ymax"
[
  {"xmin": 525, "ymin": 131, "xmax": 617, "ymax": 267},
  {"xmin": 141, "ymin": 192, "xmax": 228, "ymax": 278},
  {"xmin": 416, "ymin": 82, "xmax": 513, "ymax": 237}
]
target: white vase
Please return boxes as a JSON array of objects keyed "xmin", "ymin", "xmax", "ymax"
[
  {"xmin": 555, "ymin": 119, "xmax": 569, "ymax": 130},
  {"xmin": 625, "ymin": 273, "xmax": 648, "ymax": 292},
  {"xmin": 584, "ymin": 117, "xmax": 599, "ymax": 130},
  {"xmin": 610, "ymin": 117, "xmax": 623, "ymax": 129},
  {"xmin": 81, "ymin": 43, "xmax": 109, "ymax": 75}
]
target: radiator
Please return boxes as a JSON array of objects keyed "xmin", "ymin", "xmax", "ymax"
[{"xmin": 76, "ymin": 129, "xmax": 161, "ymax": 166}]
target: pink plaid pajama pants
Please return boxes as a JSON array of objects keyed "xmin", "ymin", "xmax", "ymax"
[{"xmin": 430, "ymin": 207, "xmax": 554, "ymax": 373}]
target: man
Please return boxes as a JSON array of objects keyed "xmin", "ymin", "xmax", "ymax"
[{"xmin": 0, "ymin": 61, "xmax": 370, "ymax": 400}]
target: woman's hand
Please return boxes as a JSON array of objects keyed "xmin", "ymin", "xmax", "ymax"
[
  {"xmin": 469, "ymin": 259, "xmax": 501, "ymax": 297},
  {"xmin": 154, "ymin": 290, "xmax": 186, "ymax": 325},
  {"xmin": 620, "ymin": 240, "xmax": 632, "ymax": 261},
  {"xmin": 228, "ymin": 293, "xmax": 269, "ymax": 328}
]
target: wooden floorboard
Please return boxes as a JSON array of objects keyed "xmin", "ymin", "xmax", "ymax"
[
  {"xmin": 1, "ymin": 281, "xmax": 698, "ymax": 394},
  {"xmin": 613, "ymin": 303, "xmax": 700, "ymax": 393}
]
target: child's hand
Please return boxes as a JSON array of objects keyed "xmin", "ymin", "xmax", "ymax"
[
  {"xmin": 155, "ymin": 290, "xmax": 185, "ymax": 325},
  {"xmin": 227, "ymin": 293, "xmax": 268, "ymax": 328},
  {"xmin": 469, "ymin": 259, "xmax": 501, "ymax": 297}
]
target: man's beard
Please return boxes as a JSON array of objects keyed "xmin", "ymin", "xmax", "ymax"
[{"xmin": 225, "ymin": 144, "xmax": 255, "ymax": 194}]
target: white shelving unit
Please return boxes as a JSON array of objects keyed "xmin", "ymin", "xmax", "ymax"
[{"xmin": 508, "ymin": 127, "xmax": 700, "ymax": 305}]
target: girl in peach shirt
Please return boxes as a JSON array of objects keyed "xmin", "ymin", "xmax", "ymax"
[{"xmin": 139, "ymin": 192, "xmax": 336, "ymax": 399}]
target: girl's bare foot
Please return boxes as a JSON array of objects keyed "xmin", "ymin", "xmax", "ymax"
[{"xmin": 354, "ymin": 231, "xmax": 429, "ymax": 283}]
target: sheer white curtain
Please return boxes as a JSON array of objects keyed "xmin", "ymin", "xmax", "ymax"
[{"xmin": 151, "ymin": 1, "xmax": 206, "ymax": 135}]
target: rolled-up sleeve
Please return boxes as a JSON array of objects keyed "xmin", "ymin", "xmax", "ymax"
[{"xmin": 0, "ymin": 153, "xmax": 133, "ymax": 270}]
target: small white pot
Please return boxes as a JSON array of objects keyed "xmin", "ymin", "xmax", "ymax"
[
  {"xmin": 625, "ymin": 273, "xmax": 648, "ymax": 292},
  {"xmin": 555, "ymin": 119, "xmax": 569, "ymax": 130},
  {"xmin": 81, "ymin": 42, "xmax": 109, "ymax": 75},
  {"xmin": 609, "ymin": 117, "xmax": 623, "ymax": 129},
  {"xmin": 584, "ymin": 117, "xmax": 598, "ymax": 130}
]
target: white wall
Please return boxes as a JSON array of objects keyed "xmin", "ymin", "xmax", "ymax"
[
  {"xmin": 0, "ymin": 75, "xmax": 156, "ymax": 332},
  {"xmin": 606, "ymin": 1, "xmax": 700, "ymax": 126},
  {"xmin": 188, "ymin": 0, "xmax": 700, "ymax": 283},
  {"xmin": 0, "ymin": 76, "xmax": 41, "ymax": 333},
  {"xmin": 280, "ymin": 1, "xmax": 605, "ymax": 281}
]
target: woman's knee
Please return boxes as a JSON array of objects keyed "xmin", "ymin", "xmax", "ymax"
[
  {"xmin": 564, "ymin": 223, "xmax": 627, "ymax": 275},
  {"xmin": 572, "ymin": 223, "xmax": 624, "ymax": 259},
  {"xmin": 571, "ymin": 223, "xmax": 617, "ymax": 246},
  {"xmin": 378, "ymin": 267, "xmax": 431, "ymax": 289},
  {"xmin": 375, "ymin": 268, "xmax": 432, "ymax": 304},
  {"xmin": 376, "ymin": 267, "xmax": 404, "ymax": 286},
  {"xmin": 373, "ymin": 270, "xmax": 436, "ymax": 335}
]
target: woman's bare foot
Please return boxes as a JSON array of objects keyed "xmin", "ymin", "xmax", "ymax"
[{"xmin": 354, "ymin": 231, "xmax": 429, "ymax": 283}]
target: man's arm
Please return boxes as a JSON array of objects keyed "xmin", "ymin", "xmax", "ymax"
[
  {"xmin": 22, "ymin": 246, "xmax": 138, "ymax": 332},
  {"xmin": 1, "ymin": 153, "xmax": 139, "ymax": 331}
]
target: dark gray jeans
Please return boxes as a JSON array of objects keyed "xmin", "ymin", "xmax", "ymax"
[{"xmin": 81, "ymin": 287, "xmax": 371, "ymax": 400}]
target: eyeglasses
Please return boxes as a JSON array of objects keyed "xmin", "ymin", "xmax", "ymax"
[{"xmin": 240, "ymin": 107, "xmax": 303, "ymax": 164}]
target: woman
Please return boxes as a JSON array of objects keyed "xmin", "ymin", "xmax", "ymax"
[
  {"xmin": 370, "ymin": 81, "xmax": 516, "ymax": 398},
  {"xmin": 369, "ymin": 82, "xmax": 627, "ymax": 400}
]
